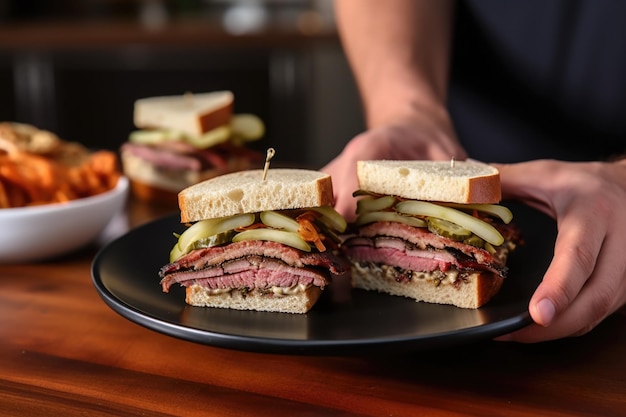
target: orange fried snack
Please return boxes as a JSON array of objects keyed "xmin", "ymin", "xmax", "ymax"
[{"xmin": 0, "ymin": 150, "xmax": 121, "ymax": 208}]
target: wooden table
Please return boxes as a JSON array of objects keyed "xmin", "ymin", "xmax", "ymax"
[{"xmin": 1, "ymin": 197, "xmax": 624, "ymax": 417}]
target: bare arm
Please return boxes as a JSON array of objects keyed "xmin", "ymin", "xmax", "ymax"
[
  {"xmin": 325, "ymin": 0, "xmax": 464, "ymax": 219},
  {"xmin": 335, "ymin": 0, "xmax": 455, "ymax": 128}
]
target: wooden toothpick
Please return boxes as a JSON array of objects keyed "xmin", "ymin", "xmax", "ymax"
[
  {"xmin": 262, "ymin": 148, "xmax": 276, "ymax": 181},
  {"xmin": 183, "ymin": 91, "xmax": 194, "ymax": 107},
  {"xmin": 450, "ymin": 156, "xmax": 456, "ymax": 168}
]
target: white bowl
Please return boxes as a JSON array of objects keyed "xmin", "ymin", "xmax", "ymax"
[{"xmin": 0, "ymin": 176, "xmax": 129, "ymax": 263}]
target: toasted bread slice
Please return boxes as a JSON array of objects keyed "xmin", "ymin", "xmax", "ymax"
[
  {"xmin": 134, "ymin": 91, "xmax": 234, "ymax": 136},
  {"xmin": 357, "ymin": 160, "xmax": 501, "ymax": 204},
  {"xmin": 186, "ymin": 284, "xmax": 323, "ymax": 314},
  {"xmin": 351, "ymin": 263, "xmax": 504, "ymax": 309},
  {"xmin": 178, "ymin": 168, "xmax": 335, "ymax": 223}
]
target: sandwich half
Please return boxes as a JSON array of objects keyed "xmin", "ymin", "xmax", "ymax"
[
  {"xmin": 158, "ymin": 168, "xmax": 349, "ymax": 314},
  {"xmin": 342, "ymin": 160, "xmax": 520, "ymax": 309},
  {"xmin": 120, "ymin": 91, "xmax": 263, "ymax": 205}
]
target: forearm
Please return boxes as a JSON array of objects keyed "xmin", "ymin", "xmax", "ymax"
[{"xmin": 335, "ymin": 0, "xmax": 455, "ymax": 128}]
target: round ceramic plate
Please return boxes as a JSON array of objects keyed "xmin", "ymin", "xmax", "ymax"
[{"xmin": 92, "ymin": 202, "xmax": 554, "ymax": 355}]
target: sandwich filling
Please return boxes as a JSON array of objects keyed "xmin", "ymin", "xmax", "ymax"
[
  {"xmin": 343, "ymin": 193, "xmax": 520, "ymax": 292},
  {"xmin": 343, "ymin": 220, "xmax": 518, "ymax": 288},
  {"xmin": 159, "ymin": 207, "xmax": 349, "ymax": 298},
  {"xmin": 121, "ymin": 141, "xmax": 261, "ymax": 191}
]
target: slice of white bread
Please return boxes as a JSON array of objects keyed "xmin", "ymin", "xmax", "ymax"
[
  {"xmin": 186, "ymin": 284, "xmax": 322, "ymax": 314},
  {"xmin": 178, "ymin": 168, "xmax": 335, "ymax": 223},
  {"xmin": 134, "ymin": 91, "xmax": 234, "ymax": 136},
  {"xmin": 357, "ymin": 160, "xmax": 501, "ymax": 204},
  {"xmin": 351, "ymin": 264, "xmax": 503, "ymax": 309}
]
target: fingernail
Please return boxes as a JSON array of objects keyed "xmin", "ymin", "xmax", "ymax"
[{"xmin": 535, "ymin": 298, "xmax": 556, "ymax": 326}]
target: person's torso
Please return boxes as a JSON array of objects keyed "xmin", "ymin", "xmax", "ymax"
[{"xmin": 449, "ymin": 0, "xmax": 626, "ymax": 162}]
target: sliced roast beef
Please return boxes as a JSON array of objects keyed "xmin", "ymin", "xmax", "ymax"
[
  {"xmin": 121, "ymin": 141, "xmax": 260, "ymax": 173},
  {"xmin": 121, "ymin": 142, "xmax": 202, "ymax": 171},
  {"xmin": 161, "ymin": 256, "xmax": 331, "ymax": 292},
  {"xmin": 160, "ymin": 240, "xmax": 345, "ymax": 275},
  {"xmin": 160, "ymin": 240, "xmax": 349, "ymax": 293},
  {"xmin": 343, "ymin": 221, "xmax": 512, "ymax": 278},
  {"xmin": 353, "ymin": 221, "xmax": 507, "ymax": 267}
]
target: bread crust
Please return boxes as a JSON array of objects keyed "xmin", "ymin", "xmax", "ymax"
[
  {"xmin": 134, "ymin": 91, "xmax": 234, "ymax": 136},
  {"xmin": 197, "ymin": 101, "xmax": 233, "ymax": 134},
  {"xmin": 351, "ymin": 264, "xmax": 503, "ymax": 309},
  {"xmin": 185, "ymin": 284, "xmax": 322, "ymax": 314},
  {"xmin": 357, "ymin": 160, "xmax": 501, "ymax": 204},
  {"xmin": 178, "ymin": 169, "xmax": 335, "ymax": 223}
]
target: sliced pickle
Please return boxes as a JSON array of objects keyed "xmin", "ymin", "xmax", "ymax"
[
  {"xmin": 232, "ymin": 229, "xmax": 311, "ymax": 252},
  {"xmin": 184, "ymin": 125, "xmax": 232, "ymax": 149},
  {"xmin": 230, "ymin": 114, "xmax": 265, "ymax": 142},
  {"xmin": 441, "ymin": 203, "xmax": 513, "ymax": 224},
  {"xmin": 176, "ymin": 213, "xmax": 255, "ymax": 254},
  {"xmin": 170, "ymin": 231, "xmax": 235, "ymax": 262},
  {"xmin": 260, "ymin": 210, "xmax": 300, "ymax": 232},
  {"xmin": 129, "ymin": 129, "xmax": 185, "ymax": 144},
  {"xmin": 189, "ymin": 230, "xmax": 236, "ymax": 250},
  {"xmin": 426, "ymin": 217, "xmax": 472, "ymax": 241},
  {"xmin": 309, "ymin": 206, "xmax": 347, "ymax": 233},
  {"xmin": 463, "ymin": 235, "xmax": 485, "ymax": 248},
  {"xmin": 169, "ymin": 242, "xmax": 185, "ymax": 262},
  {"xmin": 356, "ymin": 195, "xmax": 396, "ymax": 214},
  {"xmin": 355, "ymin": 210, "xmax": 427, "ymax": 228},
  {"xmin": 396, "ymin": 200, "xmax": 504, "ymax": 246},
  {"xmin": 484, "ymin": 242, "xmax": 497, "ymax": 254}
]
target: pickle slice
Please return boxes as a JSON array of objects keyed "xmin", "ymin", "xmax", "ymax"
[
  {"xmin": 129, "ymin": 129, "xmax": 185, "ymax": 144},
  {"xmin": 260, "ymin": 210, "xmax": 300, "ymax": 232},
  {"xmin": 442, "ymin": 203, "xmax": 513, "ymax": 224},
  {"xmin": 230, "ymin": 113, "xmax": 265, "ymax": 142},
  {"xmin": 232, "ymin": 229, "xmax": 311, "ymax": 252},
  {"xmin": 356, "ymin": 195, "xmax": 396, "ymax": 214},
  {"xmin": 176, "ymin": 213, "xmax": 255, "ymax": 255},
  {"xmin": 396, "ymin": 200, "xmax": 504, "ymax": 246},
  {"xmin": 189, "ymin": 230, "xmax": 236, "ymax": 251},
  {"xmin": 427, "ymin": 217, "xmax": 472, "ymax": 241},
  {"xmin": 355, "ymin": 210, "xmax": 427, "ymax": 228},
  {"xmin": 169, "ymin": 242, "xmax": 185, "ymax": 262},
  {"xmin": 309, "ymin": 206, "xmax": 348, "ymax": 233},
  {"xmin": 463, "ymin": 235, "xmax": 485, "ymax": 248},
  {"xmin": 184, "ymin": 125, "xmax": 232, "ymax": 149}
]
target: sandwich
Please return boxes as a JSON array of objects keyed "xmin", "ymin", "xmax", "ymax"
[
  {"xmin": 120, "ymin": 91, "xmax": 264, "ymax": 205},
  {"xmin": 342, "ymin": 160, "xmax": 520, "ymax": 309},
  {"xmin": 158, "ymin": 167, "xmax": 350, "ymax": 314}
]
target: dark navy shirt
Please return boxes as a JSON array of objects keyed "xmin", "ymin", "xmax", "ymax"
[{"xmin": 448, "ymin": 0, "xmax": 626, "ymax": 162}]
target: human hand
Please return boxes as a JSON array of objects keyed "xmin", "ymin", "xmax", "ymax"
[
  {"xmin": 322, "ymin": 116, "xmax": 466, "ymax": 221},
  {"xmin": 494, "ymin": 159, "xmax": 626, "ymax": 342}
]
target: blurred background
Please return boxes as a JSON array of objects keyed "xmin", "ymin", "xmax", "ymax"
[{"xmin": 0, "ymin": 0, "xmax": 364, "ymax": 167}]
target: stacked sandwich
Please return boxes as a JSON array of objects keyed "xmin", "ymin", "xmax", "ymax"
[
  {"xmin": 158, "ymin": 158, "xmax": 519, "ymax": 313},
  {"xmin": 158, "ymin": 168, "xmax": 350, "ymax": 314},
  {"xmin": 121, "ymin": 91, "xmax": 264, "ymax": 204},
  {"xmin": 342, "ymin": 160, "xmax": 520, "ymax": 309}
]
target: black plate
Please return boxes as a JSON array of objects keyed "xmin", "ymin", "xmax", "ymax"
[{"xmin": 92, "ymin": 203, "xmax": 555, "ymax": 355}]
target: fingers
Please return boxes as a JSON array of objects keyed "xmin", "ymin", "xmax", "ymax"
[
  {"xmin": 498, "ymin": 244, "xmax": 625, "ymax": 343},
  {"xmin": 529, "ymin": 209, "xmax": 605, "ymax": 327},
  {"xmin": 492, "ymin": 161, "xmax": 556, "ymax": 217},
  {"xmin": 495, "ymin": 161, "xmax": 626, "ymax": 342}
]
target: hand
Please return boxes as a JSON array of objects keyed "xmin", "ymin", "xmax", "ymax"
[
  {"xmin": 322, "ymin": 116, "xmax": 466, "ymax": 221},
  {"xmin": 494, "ymin": 159, "xmax": 626, "ymax": 342}
]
